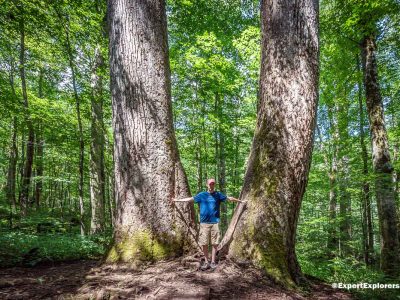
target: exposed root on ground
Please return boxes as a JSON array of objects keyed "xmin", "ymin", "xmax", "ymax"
[{"xmin": 0, "ymin": 257, "xmax": 354, "ymax": 299}]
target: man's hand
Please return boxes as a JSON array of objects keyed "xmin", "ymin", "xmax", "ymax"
[{"xmin": 173, "ymin": 197, "xmax": 194, "ymax": 202}]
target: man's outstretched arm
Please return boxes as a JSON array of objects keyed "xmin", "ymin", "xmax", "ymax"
[
  {"xmin": 227, "ymin": 196, "xmax": 246, "ymax": 203},
  {"xmin": 173, "ymin": 197, "xmax": 194, "ymax": 202}
]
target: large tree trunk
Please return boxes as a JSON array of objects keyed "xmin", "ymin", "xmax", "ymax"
[
  {"xmin": 89, "ymin": 45, "xmax": 106, "ymax": 234},
  {"xmin": 228, "ymin": 0, "xmax": 319, "ymax": 287},
  {"xmin": 361, "ymin": 35, "xmax": 400, "ymax": 276},
  {"xmin": 106, "ymin": 0, "xmax": 197, "ymax": 264},
  {"xmin": 18, "ymin": 5, "xmax": 35, "ymax": 216}
]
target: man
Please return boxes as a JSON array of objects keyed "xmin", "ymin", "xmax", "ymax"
[{"xmin": 173, "ymin": 178, "xmax": 245, "ymax": 270}]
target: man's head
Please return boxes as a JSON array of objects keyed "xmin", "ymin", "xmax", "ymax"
[{"xmin": 207, "ymin": 178, "xmax": 216, "ymax": 192}]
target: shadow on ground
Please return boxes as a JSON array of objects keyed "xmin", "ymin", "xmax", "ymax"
[{"xmin": 0, "ymin": 258, "xmax": 354, "ymax": 299}]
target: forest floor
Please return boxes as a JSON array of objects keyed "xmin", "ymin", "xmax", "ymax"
[{"xmin": 0, "ymin": 257, "xmax": 354, "ymax": 299}]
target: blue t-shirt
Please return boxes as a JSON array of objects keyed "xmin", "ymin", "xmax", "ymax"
[{"xmin": 194, "ymin": 191, "xmax": 227, "ymax": 224}]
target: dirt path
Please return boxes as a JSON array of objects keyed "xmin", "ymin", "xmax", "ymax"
[{"xmin": 0, "ymin": 259, "xmax": 353, "ymax": 299}]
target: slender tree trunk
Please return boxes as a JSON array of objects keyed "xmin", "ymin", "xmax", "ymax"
[
  {"xmin": 394, "ymin": 143, "xmax": 400, "ymax": 244},
  {"xmin": 64, "ymin": 15, "xmax": 85, "ymax": 236},
  {"xmin": 35, "ymin": 69, "xmax": 44, "ymax": 210},
  {"xmin": 232, "ymin": 105, "xmax": 241, "ymax": 212},
  {"xmin": 18, "ymin": 130, "xmax": 25, "ymax": 207},
  {"xmin": 361, "ymin": 35, "xmax": 400, "ymax": 276},
  {"xmin": 326, "ymin": 107, "xmax": 339, "ymax": 254},
  {"xmin": 35, "ymin": 134, "xmax": 44, "ymax": 209},
  {"xmin": 5, "ymin": 118, "xmax": 18, "ymax": 215},
  {"xmin": 338, "ymin": 95, "xmax": 351, "ymax": 256},
  {"xmin": 89, "ymin": 45, "xmax": 106, "ymax": 234},
  {"xmin": 105, "ymin": 135, "xmax": 116, "ymax": 228},
  {"xmin": 328, "ymin": 145, "xmax": 338, "ymax": 252},
  {"xmin": 5, "ymin": 61, "xmax": 18, "ymax": 214},
  {"xmin": 338, "ymin": 155, "xmax": 351, "ymax": 256},
  {"xmin": 215, "ymin": 92, "xmax": 227, "ymax": 233},
  {"xmin": 18, "ymin": 5, "xmax": 35, "ymax": 216},
  {"xmin": 357, "ymin": 55, "xmax": 373, "ymax": 265},
  {"xmin": 219, "ymin": 126, "xmax": 227, "ymax": 232},
  {"xmin": 106, "ymin": 0, "xmax": 197, "ymax": 264},
  {"xmin": 228, "ymin": 0, "xmax": 319, "ymax": 287},
  {"xmin": 106, "ymin": 172, "xmax": 114, "ymax": 228},
  {"xmin": 201, "ymin": 97, "xmax": 208, "ymax": 181},
  {"xmin": 195, "ymin": 137, "xmax": 203, "ymax": 192}
]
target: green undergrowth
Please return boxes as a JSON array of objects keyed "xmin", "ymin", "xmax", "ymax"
[
  {"xmin": 0, "ymin": 231, "xmax": 110, "ymax": 267},
  {"xmin": 298, "ymin": 247, "xmax": 400, "ymax": 300},
  {"xmin": 0, "ymin": 206, "xmax": 112, "ymax": 268}
]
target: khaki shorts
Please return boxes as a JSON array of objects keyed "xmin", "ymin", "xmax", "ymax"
[{"xmin": 199, "ymin": 223, "xmax": 220, "ymax": 246}]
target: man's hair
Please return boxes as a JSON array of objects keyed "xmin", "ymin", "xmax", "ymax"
[{"xmin": 207, "ymin": 178, "xmax": 216, "ymax": 184}]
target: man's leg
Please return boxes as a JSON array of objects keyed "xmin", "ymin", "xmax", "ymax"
[
  {"xmin": 210, "ymin": 223, "xmax": 220, "ymax": 268},
  {"xmin": 202, "ymin": 245, "xmax": 209, "ymax": 263},
  {"xmin": 199, "ymin": 223, "xmax": 211, "ymax": 269},
  {"xmin": 211, "ymin": 244, "xmax": 218, "ymax": 264}
]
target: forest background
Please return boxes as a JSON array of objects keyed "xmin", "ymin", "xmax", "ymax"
[{"xmin": 0, "ymin": 0, "xmax": 400, "ymax": 298}]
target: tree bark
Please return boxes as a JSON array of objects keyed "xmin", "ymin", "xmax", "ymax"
[
  {"xmin": 5, "ymin": 118, "xmax": 18, "ymax": 215},
  {"xmin": 35, "ymin": 68, "xmax": 44, "ymax": 210},
  {"xmin": 215, "ymin": 92, "xmax": 227, "ymax": 233},
  {"xmin": 228, "ymin": 0, "xmax": 319, "ymax": 287},
  {"xmin": 89, "ymin": 45, "xmax": 106, "ymax": 234},
  {"xmin": 5, "ymin": 59, "xmax": 18, "ymax": 214},
  {"xmin": 337, "ymin": 95, "xmax": 351, "ymax": 256},
  {"xmin": 328, "ymin": 147, "xmax": 338, "ymax": 252},
  {"xmin": 326, "ymin": 106, "xmax": 339, "ymax": 254},
  {"xmin": 338, "ymin": 155, "xmax": 351, "ymax": 256},
  {"xmin": 64, "ymin": 14, "xmax": 85, "ymax": 236},
  {"xmin": 18, "ymin": 4, "xmax": 35, "ymax": 216},
  {"xmin": 195, "ymin": 137, "xmax": 203, "ymax": 193},
  {"xmin": 361, "ymin": 35, "xmax": 400, "ymax": 276},
  {"xmin": 106, "ymin": 0, "xmax": 197, "ymax": 264},
  {"xmin": 357, "ymin": 55, "xmax": 373, "ymax": 265}
]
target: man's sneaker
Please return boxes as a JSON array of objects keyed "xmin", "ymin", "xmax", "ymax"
[
  {"xmin": 200, "ymin": 262, "xmax": 210, "ymax": 271},
  {"xmin": 210, "ymin": 262, "xmax": 217, "ymax": 270}
]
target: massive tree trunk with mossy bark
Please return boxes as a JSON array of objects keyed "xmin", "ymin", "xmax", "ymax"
[
  {"xmin": 106, "ymin": 0, "xmax": 196, "ymax": 265},
  {"xmin": 228, "ymin": 0, "xmax": 319, "ymax": 287},
  {"xmin": 361, "ymin": 34, "xmax": 400, "ymax": 277}
]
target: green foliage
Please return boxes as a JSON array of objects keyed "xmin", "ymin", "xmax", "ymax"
[
  {"xmin": 1, "ymin": 1, "xmax": 400, "ymax": 298},
  {"xmin": 0, "ymin": 204, "xmax": 111, "ymax": 267},
  {"xmin": 0, "ymin": 231, "xmax": 108, "ymax": 267}
]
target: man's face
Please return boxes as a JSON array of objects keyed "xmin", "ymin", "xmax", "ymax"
[{"xmin": 208, "ymin": 182, "xmax": 215, "ymax": 192}]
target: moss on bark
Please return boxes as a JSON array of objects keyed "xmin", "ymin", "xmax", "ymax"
[
  {"xmin": 231, "ymin": 210, "xmax": 296, "ymax": 289},
  {"xmin": 106, "ymin": 229, "xmax": 182, "ymax": 266}
]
